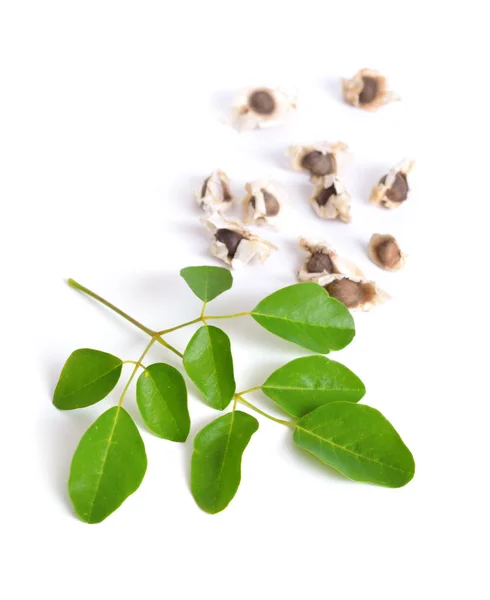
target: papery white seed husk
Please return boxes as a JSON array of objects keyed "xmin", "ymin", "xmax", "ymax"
[
  {"xmin": 287, "ymin": 141, "xmax": 350, "ymax": 180},
  {"xmin": 204, "ymin": 213, "xmax": 277, "ymax": 268},
  {"xmin": 369, "ymin": 159, "xmax": 415, "ymax": 209},
  {"xmin": 242, "ymin": 180, "xmax": 287, "ymax": 226},
  {"xmin": 342, "ymin": 68, "xmax": 400, "ymax": 111},
  {"xmin": 368, "ymin": 234, "xmax": 407, "ymax": 271},
  {"xmin": 315, "ymin": 273, "xmax": 390, "ymax": 311},
  {"xmin": 297, "ymin": 237, "xmax": 364, "ymax": 281},
  {"xmin": 196, "ymin": 170, "xmax": 234, "ymax": 213},
  {"xmin": 232, "ymin": 88, "xmax": 297, "ymax": 132},
  {"xmin": 311, "ymin": 175, "xmax": 352, "ymax": 223}
]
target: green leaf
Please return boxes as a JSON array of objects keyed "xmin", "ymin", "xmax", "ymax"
[
  {"xmin": 293, "ymin": 402, "xmax": 414, "ymax": 488},
  {"xmin": 262, "ymin": 355, "xmax": 365, "ymax": 417},
  {"xmin": 68, "ymin": 407, "xmax": 147, "ymax": 523},
  {"xmin": 191, "ymin": 411, "xmax": 259, "ymax": 514},
  {"xmin": 180, "ymin": 266, "xmax": 233, "ymax": 302},
  {"xmin": 183, "ymin": 325, "xmax": 236, "ymax": 410},
  {"xmin": 251, "ymin": 283, "xmax": 355, "ymax": 353},
  {"xmin": 136, "ymin": 363, "xmax": 190, "ymax": 442},
  {"xmin": 53, "ymin": 349, "xmax": 123, "ymax": 410}
]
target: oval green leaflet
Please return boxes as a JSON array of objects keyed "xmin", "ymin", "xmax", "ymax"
[
  {"xmin": 183, "ymin": 325, "xmax": 236, "ymax": 410},
  {"xmin": 293, "ymin": 402, "xmax": 415, "ymax": 488},
  {"xmin": 180, "ymin": 265, "xmax": 233, "ymax": 302},
  {"xmin": 262, "ymin": 355, "xmax": 365, "ymax": 417},
  {"xmin": 251, "ymin": 283, "xmax": 355, "ymax": 354},
  {"xmin": 191, "ymin": 411, "xmax": 259, "ymax": 514},
  {"xmin": 68, "ymin": 406, "xmax": 147, "ymax": 523},
  {"xmin": 53, "ymin": 348, "xmax": 123, "ymax": 410},
  {"xmin": 136, "ymin": 363, "xmax": 190, "ymax": 442}
]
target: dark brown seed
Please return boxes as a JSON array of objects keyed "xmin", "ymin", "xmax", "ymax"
[
  {"xmin": 306, "ymin": 252, "xmax": 334, "ymax": 274},
  {"xmin": 359, "ymin": 77, "xmax": 379, "ymax": 105},
  {"xmin": 325, "ymin": 279, "xmax": 362, "ymax": 308},
  {"xmin": 216, "ymin": 229, "xmax": 244, "ymax": 258},
  {"xmin": 301, "ymin": 151, "xmax": 335, "ymax": 176},
  {"xmin": 201, "ymin": 176, "xmax": 210, "ymax": 198},
  {"xmin": 249, "ymin": 90, "xmax": 276, "ymax": 115},
  {"xmin": 222, "ymin": 181, "xmax": 232, "ymax": 202},
  {"xmin": 380, "ymin": 172, "xmax": 408, "ymax": 203},
  {"xmin": 316, "ymin": 185, "xmax": 337, "ymax": 206},
  {"xmin": 250, "ymin": 190, "xmax": 280, "ymax": 216},
  {"xmin": 376, "ymin": 239, "xmax": 400, "ymax": 268}
]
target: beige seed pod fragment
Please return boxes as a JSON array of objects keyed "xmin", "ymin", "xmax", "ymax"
[
  {"xmin": 287, "ymin": 141, "xmax": 349, "ymax": 180},
  {"xmin": 232, "ymin": 87, "xmax": 296, "ymax": 132},
  {"xmin": 311, "ymin": 175, "xmax": 352, "ymax": 223},
  {"xmin": 342, "ymin": 68, "xmax": 400, "ymax": 111},
  {"xmin": 242, "ymin": 180, "xmax": 287, "ymax": 226},
  {"xmin": 203, "ymin": 213, "xmax": 277, "ymax": 269},
  {"xmin": 370, "ymin": 159, "xmax": 415, "ymax": 209},
  {"xmin": 316, "ymin": 273, "xmax": 390, "ymax": 311},
  {"xmin": 196, "ymin": 170, "xmax": 234, "ymax": 213},
  {"xmin": 298, "ymin": 238, "xmax": 364, "ymax": 282},
  {"xmin": 368, "ymin": 234, "xmax": 406, "ymax": 271}
]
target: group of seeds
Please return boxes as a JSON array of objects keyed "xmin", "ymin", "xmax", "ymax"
[{"xmin": 195, "ymin": 69, "xmax": 413, "ymax": 311}]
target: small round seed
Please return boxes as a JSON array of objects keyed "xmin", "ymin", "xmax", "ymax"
[
  {"xmin": 359, "ymin": 77, "xmax": 379, "ymax": 105},
  {"xmin": 316, "ymin": 185, "xmax": 337, "ymax": 206},
  {"xmin": 216, "ymin": 229, "xmax": 244, "ymax": 258},
  {"xmin": 307, "ymin": 253, "xmax": 334, "ymax": 274},
  {"xmin": 380, "ymin": 172, "xmax": 408, "ymax": 203},
  {"xmin": 325, "ymin": 279, "xmax": 362, "ymax": 308},
  {"xmin": 376, "ymin": 239, "xmax": 400, "ymax": 268},
  {"xmin": 249, "ymin": 90, "xmax": 275, "ymax": 115},
  {"xmin": 301, "ymin": 151, "xmax": 335, "ymax": 177}
]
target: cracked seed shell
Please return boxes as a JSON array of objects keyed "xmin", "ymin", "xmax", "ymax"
[
  {"xmin": 311, "ymin": 175, "xmax": 352, "ymax": 223},
  {"xmin": 316, "ymin": 273, "xmax": 390, "ymax": 311},
  {"xmin": 242, "ymin": 180, "xmax": 287, "ymax": 226},
  {"xmin": 203, "ymin": 213, "xmax": 277, "ymax": 269},
  {"xmin": 232, "ymin": 87, "xmax": 296, "ymax": 132},
  {"xmin": 297, "ymin": 237, "xmax": 364, "ymax": 282},
  {"xmin": 342, "ymin": 68, "xmax": 400, "ymax": 111},
  {"xmin": 370, "ymin": 159, "xmax": 414, "ymax": 209},
  {"xmin": 287, "ymin": 141, "xmax": 349, "ymax": 180},
  {"xmin": 196, "ymin": 170, "xmax": 234, "ymax": 213},
  {"xmin": 368, "ymin": 234, "xmax": 406, "ymax": 271}
]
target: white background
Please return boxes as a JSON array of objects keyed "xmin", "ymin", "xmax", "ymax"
[{"xmin": 1, "ymin": 1, "xmax": 489, "ymax": 598}]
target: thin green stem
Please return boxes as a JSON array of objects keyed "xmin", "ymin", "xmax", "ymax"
[
  {"xmin": 67, "ymin": 278, "xmax": 156, "ymax": 337},
  {"xmin": 158, "ymin": 317, "xmax": 202, "ymax": 335},
  {"xmin": 123, "ymin": 360, "xmax": 146, "ymax": 369},
  {"xmin": 236, "ymin": 386, "xmax": 261, "ymax": 396},
  {"xmin": 204, "ymin": 312, "xmax": 250, "ymax": 321},
  {"xmin": 200, "ymin": 302, "xmax": 207, "ymax": 319},
  {"xmin": 235, "ymin": 395, "xmax": 294, "ymax": 428},
  {"xmin": 155, "ymin": 336, "xmax": 183, "ymax": 358},
  {"xmin": 118, "ymin": 338, "xmax": 156, "ymax": 407}
]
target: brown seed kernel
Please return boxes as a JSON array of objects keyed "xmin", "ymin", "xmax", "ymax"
[
  {"xmin": 370, "ymin": 159, "xmax": 414, "ymax": 209},
  {"xmin": 249, "ymin": 90, "xmax": 276, "ymax": 115},
  {"xmin": 384, "ymin": 172, "xmax": 408, "ymax": 203},
  {"xmin": 325, "ymin": 279, "xmax": 362, "ymax": 308},
  {"xmin": 215, "ymin": 229, "xmax": 243, "ymax": 258},
  {"xmin": 359, "ymin": 77, "xmax": 379, "ymax": 105},
  {"xmin": 316, "ymin": 185, "xmax": 336, "ymax": 206},
  {"xmin": 301, "ymin": 151, "xmax": 335, "ymax": 177},
  {"xmin": 376, "ymin": 239, "xmax": 400, "ymax": 268},
  {"xmin": 250, "ymin": 190, "xmax": 280, "ymax": 216},
  {"xmin": 307, "ymin": 252, "xmax": 334, "ymax": 274}
]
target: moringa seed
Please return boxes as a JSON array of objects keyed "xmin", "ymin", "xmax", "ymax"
[
  {"xmin": 216, "ymin": 229, "xmax": 244, "ymax": 258},
  {"xmin": 249, "ymin": 90, "xmax": 276, "ymax": 115},
  {"xmin": 376, "ymin": 239, "xmax": 400, "ymax": 268},
  {"xmin": 301, "ymin": 151, "xmax": 335, "ymax": 177},
  {"xmin": 325, "ymin": 279, "xmax": 362, "ymax": 308},
  {"xmin": 359, "ymin": 76, "xmax": 379, "ymax": 105},
  {"xmin": 380, "ymin": 172, "xmax": 408, "ymax": 203},
  {"xmin": 316, "ymin": 185, "xmax": 337, "ymax": 206},
  {"xmin": 306, "ymin": 252, "xmax": 334, "ymax": 274}
]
